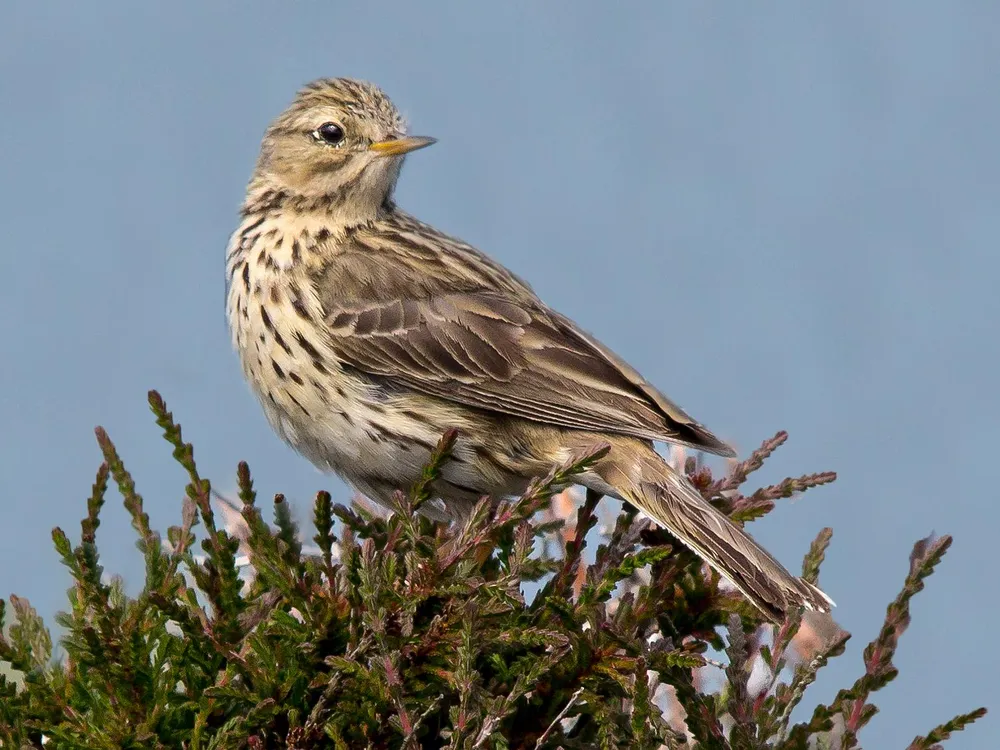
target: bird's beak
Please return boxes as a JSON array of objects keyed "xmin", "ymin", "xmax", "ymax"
[{"xmin": 369, "ymin": 136, "xmax": 437, "ymax": 157}]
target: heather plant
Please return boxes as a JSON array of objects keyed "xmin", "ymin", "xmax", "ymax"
[{"xmin": 0, "ymin": 392, "xmax": 986, "ymax": 748}]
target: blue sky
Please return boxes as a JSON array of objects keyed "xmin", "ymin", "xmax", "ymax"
[{"xmin": 1, "ymin": 3, "xmax": 995, "ymax": 745}]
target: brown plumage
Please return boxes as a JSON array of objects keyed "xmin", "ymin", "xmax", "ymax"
[{"xmin": 225, "ymin": 77, "xmax": 833, "ymax": 622}]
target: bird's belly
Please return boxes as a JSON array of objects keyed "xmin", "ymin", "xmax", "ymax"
[
  {"xmin": 259, "ymin": 391, "xmax": 424, "ymax": 480},
  {"xmin": 255, "ymin": 376, "xmax": 526, "ymax": 507}
]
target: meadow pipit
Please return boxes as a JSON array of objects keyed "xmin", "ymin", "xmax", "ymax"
[{"xmin": 225, "ymin": 78, "xmax": 832, "ymax": 622}]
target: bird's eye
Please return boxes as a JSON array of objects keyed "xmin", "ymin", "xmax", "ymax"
[{"xmin": 314, "ymin": 122, "xmax": 345, "ymax": 145}]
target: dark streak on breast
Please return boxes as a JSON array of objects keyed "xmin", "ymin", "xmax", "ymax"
[
  {"xmin": 273, "ymin": 329, "xmax": 291, "ymax": 355},
  {"xmin": 287, "ymin": 392, "xmax": 309, "ymax": 416},
  {"xmin": 260, "ymin": 307, "xmax": 274, "ymax": 331},
  {"xmin": 295, "ymin": 332, "xmax": 320, "ymax": 357},
  {"xmin": 241, "ymin": 215, "xmax": 266, "ymax": 237},
  {"xmin": 310, "ymin": 378, "xmax": 329, "ymax": 399},
  {"xmin": 289, "ymin": 283, "xmax": 311, "ymax": 320}
]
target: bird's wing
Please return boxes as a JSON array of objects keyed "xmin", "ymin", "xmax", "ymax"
[{"xmin": 318, "ymin": 284, "xmax": 734, "ymax": 456}]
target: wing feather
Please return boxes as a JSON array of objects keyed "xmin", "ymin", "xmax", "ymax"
[
  {"xmin": 309, "ymin": 218, "xmax": 733, "ymax": 455},
  {"xmin": 318, "ymin": 283, "xmax": 733, "ymax": 455}
]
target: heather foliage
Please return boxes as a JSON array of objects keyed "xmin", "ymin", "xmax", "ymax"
[{"xmin": 0, "ymin": 392, "xmax": 986, "ymax": 748}]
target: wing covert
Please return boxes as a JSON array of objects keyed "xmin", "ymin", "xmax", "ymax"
[{"xmin": 320, "ymin": 288, "xmax": 734, "ymax": 456}]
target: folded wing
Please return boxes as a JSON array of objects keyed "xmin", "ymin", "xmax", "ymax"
[{"xmin": 322, "ymin": 289, "xmax": 734, "ymax": 456}]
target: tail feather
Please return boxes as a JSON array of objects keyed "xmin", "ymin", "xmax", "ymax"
[{"xmin": 600, "ymin": 448, "xmax": 834, "ymax": 623}]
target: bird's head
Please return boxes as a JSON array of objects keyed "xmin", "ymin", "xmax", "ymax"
[{"xmin": 252, "ymin": 78, "xmax": 435, "ymax": 221}]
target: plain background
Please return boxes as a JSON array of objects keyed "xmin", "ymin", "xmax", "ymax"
[{"xmin": 1, "ymin": 3, "xmax": 995, "ymax": 746}]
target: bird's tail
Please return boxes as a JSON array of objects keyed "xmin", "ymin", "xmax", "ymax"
[{"xmin": 596, "ymin": 444, "xmax": 833, "ymax": 623}]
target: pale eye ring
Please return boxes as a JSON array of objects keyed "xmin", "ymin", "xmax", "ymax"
[{"xmin": 313, "ymin": 122, "xmax": 345, "ymax": 146}]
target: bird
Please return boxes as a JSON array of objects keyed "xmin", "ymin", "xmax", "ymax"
[{"xmin": 225, "ymin": 77, "xmax": 833, "ymax": 623}]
